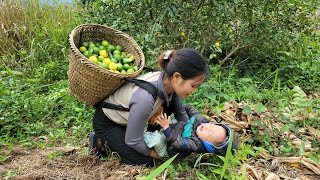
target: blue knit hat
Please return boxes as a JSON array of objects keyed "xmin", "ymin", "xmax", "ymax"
[{"xmin": 200, "ymin": 123, "xmax": 237, "ymax": 155}]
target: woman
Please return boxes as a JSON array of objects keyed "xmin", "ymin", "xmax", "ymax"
[{"xmin": 90, "ymin": 48, "xmax": 209, "ymax": 166}]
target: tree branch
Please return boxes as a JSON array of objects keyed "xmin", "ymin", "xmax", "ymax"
[{"xmin": 219, "ymin": 35, "xmax": 267, "ymax": 66}]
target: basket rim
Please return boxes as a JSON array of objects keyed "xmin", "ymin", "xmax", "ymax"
[{"xmin": 69, "ymin": 24, "xmax": 145, "ymax": 79}]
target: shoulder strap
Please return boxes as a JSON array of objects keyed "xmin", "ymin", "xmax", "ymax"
[
  {"xmin": 97, "ymin": 77, "xmax": 157, "ymax": 111},
  {"xmin": 98, "ymin": 102, "xmax": 130, "ymax": 111},
  {"xmin": 123, "ymin": 78, "xmax": 157, "ymax": 101}
]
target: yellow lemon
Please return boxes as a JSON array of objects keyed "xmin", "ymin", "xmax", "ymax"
[
  {"xmin": 215, "ymin": 42, "xmax": 221, "ymax": 47},
  {"xmin": 79, "ymin": 46, "xmax": 87, "ymax": 53},
  {"xmin": 109, "ymin": 62, "xmax": 118, "ymax": 71},
  {"xmin": 99, "ymin": 50, "xmax": 108, "ymax": 58},
  {"xmin": 130, "ymin": 55, "xmax": 135, "ymax": 61},
  {"xmin": 103, "ymin": 58, "xmax": 111, "ymax": 65},
  {"xmin": 88, "ymin": 56, "xmax": 98, "ymax": 64}
]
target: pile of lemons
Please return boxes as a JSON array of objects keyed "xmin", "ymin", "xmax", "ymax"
[{"xmin": 79, "ymin": 40, "xmax": 138, "ymax": 74}]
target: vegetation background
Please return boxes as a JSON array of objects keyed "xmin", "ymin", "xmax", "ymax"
[{"xmin": 0, "ymin": 0, "xmax": 319, "ymax": 179}]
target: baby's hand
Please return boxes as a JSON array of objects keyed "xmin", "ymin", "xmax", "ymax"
[{"xmin": 156, "ymin": 112, "xmax": 170, "ymax": 129}]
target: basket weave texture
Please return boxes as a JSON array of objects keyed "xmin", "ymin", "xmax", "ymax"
[{"xmin": 68, "ymin": 24, "xmax": 145, "ymax": 107}]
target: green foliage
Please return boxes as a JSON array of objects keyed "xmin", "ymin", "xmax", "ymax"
[
  {"xmin": 193, "ymin": 143, "xmax": 260, "ymax": 179},
  {"xmin": 137, "ymin": 154, "xmax": 178, "ymax": 180},
  {"xmin": 4, "ymin": 171, "xmax": 15, "ymax": 180},
  {"xmin": 0, "ymin": 71, "xmax": 93, "ymax": 148},
  {"xmin": 184, "ymin": 65, "xmax": 281, "ymax": 111},
  {"xmin": 80, "ymin": 0, "xmax": 319, "ymax": 90},
  {"xmin": 246, "ymin": 85, "xmax": 320, "ymax": 157},
  {"xmin": 0, "ymin": 1, "xmax": 92, "ymax": 152}
]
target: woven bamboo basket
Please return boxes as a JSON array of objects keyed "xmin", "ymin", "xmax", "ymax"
[{"xmin": 68, "ymin": 24, "xmax": 145, "ymax": 107}]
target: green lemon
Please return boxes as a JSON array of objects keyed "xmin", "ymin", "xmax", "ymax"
[
  {"xmin": 93, "ymin": 47, "xmax": 100, "ymax": 54},
  {"xmin": 98, "ymin": 56, "xmax": 104, "ymax": 62},
  {"xmin": 89, "ymin": 42, "xmax": 95, "ymax": 48},
  {"xmin": 123, "ymin": 64, "xmax": 130, "ymax": 70},
  {"xmin": 100, "ymin": 63, "xmax": 108, "ymax": 69},
  {"xmin": 113, "ymin": 54, "xmax": 121, "ymax": 61},
  {"xmin": 101, "ymin": 40, "xmax": 109, "ymax": 47},
  {"xmin": 127, "ymin": 68, "xmax": 134, "ymax": 73},
  {"xmin": 110, "ymin": 58, "xmax": 118, "ymax": 63},
  {"xmin": 83, "ymin": 51, "xmax": 90, "ymax": 58},
  {"xmin": 123, "ymin": 58, "xmax": 132, "ymax": 64},
  {"xmin": 120, "ymin": 70, "xmax": 126, "ymax": 74},
  {"xmin": 121, "ymin": 52, "xmax": 127, "ymax": 59},
  {"xmin": 99, "ymin": 45, "xmax": 106, "ymax": 50},
  {"xmin": 113, "ymin": 50, "xmax": 121, "ymax": 55},
  {"xmin": 88, "ymin": 48, "xmax": 94, "ymax": 55},
  {"xmin": 116, "ymin": 63, "xmax": 123, "ymax": 71},
  {"xmin": 108, "ymin": 45, "xmax": 115, "ymax": 52},
  {"xmin": 115, "ymin": 45, "xmax": 122, "ymax": 52},
  {"xmin": 82, "ymin": 42, "xmax": 89, "ymax": 48}
]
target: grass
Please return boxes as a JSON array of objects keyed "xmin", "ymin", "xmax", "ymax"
[
  {"xmin": 0, "ymin": 0, "xmax": 91, "ymax": 151},
  {"xmin": 0, "ymin": 0, "xmax": 82, "ymax": 75},
  {"xmin": 0, "ymin": 0, "xmax": 319, "ymax": 179}
]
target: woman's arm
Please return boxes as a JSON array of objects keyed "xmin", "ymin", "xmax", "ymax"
[
  {"xmin": 125, "ymin": 90, "xmax": 156, "ymax": 156},
  {"xmin": 171, "ymin": 94, "xmax": 189, "ymax": 121}
]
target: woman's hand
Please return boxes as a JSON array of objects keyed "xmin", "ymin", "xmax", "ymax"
[
  {"xmin": 149, "ymin": 149, "xmax": 161, "ymax": 159},
  {"xmin": 156, "ymin": 112, "xmax": 170, "ymax": 129}
]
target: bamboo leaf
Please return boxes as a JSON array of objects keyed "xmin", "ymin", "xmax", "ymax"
[{"xmin": 143, "ymin": 154, "xmax": 178, "ymax": 180}]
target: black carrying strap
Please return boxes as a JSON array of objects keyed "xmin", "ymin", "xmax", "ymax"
[
  {"xmin": 98, "ymin": 77, "xmax": 157, "ymax": 111},
  {"xmin": 123, "ymin": 78, "xmax": 157, "ymax": 100}
]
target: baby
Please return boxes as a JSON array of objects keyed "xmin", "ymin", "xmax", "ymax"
[{"xmin": 144, "ymin": 105, "xmax": 238, "ymax": 159}]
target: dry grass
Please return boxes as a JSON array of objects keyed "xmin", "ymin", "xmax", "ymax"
[{"xmin": 0, "ymin": 146, "xmax": 148, "ymax": 180}]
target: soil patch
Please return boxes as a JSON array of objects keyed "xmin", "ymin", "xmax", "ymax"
[{"xmin": 0, "ymin": 146, "xmax": 148, "ymax": 180}]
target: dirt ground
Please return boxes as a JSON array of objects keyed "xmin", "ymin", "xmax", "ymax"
[
  {"xmin": 0, "ymin": 145, "xmax": 149, "ymax": 180},
  {"xmin": 0, "ymin": 145, "xmax": 319, "ymax": 180}
]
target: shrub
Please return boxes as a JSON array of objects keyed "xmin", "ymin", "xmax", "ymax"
[{"xmin": 80, "ymin": 0, "xmax": 319, "ymax": 90}]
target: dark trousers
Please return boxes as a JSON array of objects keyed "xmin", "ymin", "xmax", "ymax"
[{"xmin": 92, "ymin": 105, "xmax": 154, "ymax": 166}]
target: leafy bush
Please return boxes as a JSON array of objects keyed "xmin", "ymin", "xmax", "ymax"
[
  {"xmin": 80, "ymin": 0, "xmax": 319, "ymax": 90},
  {"xmin": 0, "ymin": 71, "xmax": 93, "ymax": 148}
]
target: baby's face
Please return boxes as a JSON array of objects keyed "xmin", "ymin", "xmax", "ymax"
[{"xmin": 196, "ymin": 124, "xmax": 227, "ymax": 145}]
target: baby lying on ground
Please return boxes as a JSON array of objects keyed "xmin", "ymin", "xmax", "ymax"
[{"xmin": 144, "ymin": 105, "xmax": 238, "ymax": 159}]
